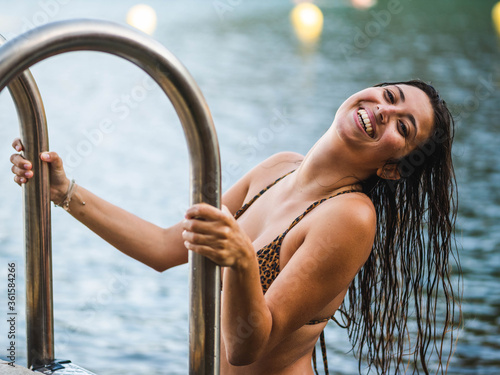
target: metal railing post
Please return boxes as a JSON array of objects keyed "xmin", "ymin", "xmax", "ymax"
[
  {"xmin": 0, "ymin": 35, "xmax": 54, "ymax": 369},
  {"xmin": 0, "ymin": 20, "xmax": 221, "ymax": 374}
]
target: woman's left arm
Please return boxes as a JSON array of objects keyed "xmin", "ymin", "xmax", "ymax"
[
  {"xmin": 182, "ymin": 195, "xmax": 376, "ymax": 366},
  {"xmin": 182, "ymin": 203, "xmax": 271, "ymax": 365}
]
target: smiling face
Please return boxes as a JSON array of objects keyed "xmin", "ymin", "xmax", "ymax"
[{"xmin": 332, "ymin": 84, "xmax": 435, "ymax": 176}]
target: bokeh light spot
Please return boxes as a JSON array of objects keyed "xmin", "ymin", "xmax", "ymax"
[
  {"xmin": 350, "ymin": 0, "xmax": 377, "ymax": 10},
  {"xmin": 290, "ymin": 2, "xmax": 324, "ymax": 44},
  {"xmin": 493, "ymin": 2, "xmax": 500, "ymax": 35},
  {"xmin": 126, "ymin": 4, "xmax": 157, "ymax": 35}
]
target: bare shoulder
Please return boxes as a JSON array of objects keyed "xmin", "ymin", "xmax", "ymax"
[
  {"xmin": 306, "ymin": 192, "xmax": 376, "ymax": 265},
  {"xmin": 328, "ymin": 192, "xmax": 376, "ymax": 229},
  {"xmin": 222, "ymin": 152, "xmax": 303, "ymax": 215},
  {"xmin": 232, "ymin": 151, "xmax": 303, "ymax": 197},
  {"xmin": 249, "ymin": 151, "xmax": 303, "ymax": 186},
  {"xmin": 259, "ymin": 151, "xmax": 304, "ymax": 169}
]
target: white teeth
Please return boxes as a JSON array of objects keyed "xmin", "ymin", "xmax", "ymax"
[
  {"xmin": 357, "ymin": 109, "xmax": 374, "ymax": 137},
  {"xmin": 358, "ymin": 109, "xmax": 372, "ymax": 127}
]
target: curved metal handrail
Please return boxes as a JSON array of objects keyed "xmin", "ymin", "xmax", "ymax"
[
  {"xmin": 0, "ymin": 20, "xmax": 221, "ymax": 374},
  {"xmin": 0, "ymin": 34, "xmax": 54, "ymax": 369}
]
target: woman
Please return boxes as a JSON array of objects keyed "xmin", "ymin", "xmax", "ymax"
[{"xmin": 10, "ymin": 80, "xmax": 460, "ymax": 374}]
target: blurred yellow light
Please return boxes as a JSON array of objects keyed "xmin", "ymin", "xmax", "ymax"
[
  {"xmin": 126, "ymin": 4, "xmax": 157, "ymax": 35},
  {"xmin": 350, "ymin": 0, "xmax": 377, "ymax": 10},
  {"xmin": 493, "ymin": 2, "xmax": 500, "ymax": 35},
  {"xmin": 290, "ymin": 3, "xmax": 324, "ymax": 44}
]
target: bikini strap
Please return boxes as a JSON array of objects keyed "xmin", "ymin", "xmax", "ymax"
[
  {"xmin": 312, "ymin": 330, "xmax": 329, "ymax": 375},
  {"xmin": 234, "ymin": 169, "xmax": 296, "ymax": 219}
]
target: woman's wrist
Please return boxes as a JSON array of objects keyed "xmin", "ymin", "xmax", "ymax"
[
  {"xmin": 232, "ymin": 243, "xmax": 257, "ymax": 273},
  {"xmin": 52, "ymin": 178, "xmax": 71, "ymax": 206}
]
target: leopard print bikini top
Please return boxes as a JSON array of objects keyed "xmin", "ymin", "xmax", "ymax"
[
  {"xmin": 233, "ymin": 170, "xmax": 357, "ymax": 325},
  {"xmin": 233, "ymin": 169, "xmax": 358, "ymax": 374}
]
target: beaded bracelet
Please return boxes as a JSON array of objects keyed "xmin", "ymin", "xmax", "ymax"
[{"xmin": 54, "ymin": 179, "xmax": 85, "ymax": 212}]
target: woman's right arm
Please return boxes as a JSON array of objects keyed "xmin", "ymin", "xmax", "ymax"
[
  {"xmin": 61, "ymin": 183, "xmax": 188, "ymax": 272},
  {"xmin": 10, "ymin": 138, "xmax": 187, "ymax": 272}
]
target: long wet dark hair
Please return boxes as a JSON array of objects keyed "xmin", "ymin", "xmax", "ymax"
[{"xmin": 340, "ymin": 80, "xmax": 461, "ymax": 374}]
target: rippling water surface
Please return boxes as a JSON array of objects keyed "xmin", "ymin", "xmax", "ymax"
[{"xmin": 0, "ymin": 1, "xmax": 499, "ymax": 374}]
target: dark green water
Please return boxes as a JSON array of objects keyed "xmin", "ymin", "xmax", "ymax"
[{"xmin": 0, "ymin": 0, "xmax": 498, "ymax": 373}]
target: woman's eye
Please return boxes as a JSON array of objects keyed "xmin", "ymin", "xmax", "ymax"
[
  {"xmin": 400, "ymin": 121, "xmax": 408, "ymax": 137},
  {"xmin": 385, "ymin": 89, "xmax": 395, "ymax": 104}
]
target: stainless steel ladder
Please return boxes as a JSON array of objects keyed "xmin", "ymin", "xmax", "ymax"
[{"xmin": 0, "ymin": 19, "xmax": 221, "ymax": 374}]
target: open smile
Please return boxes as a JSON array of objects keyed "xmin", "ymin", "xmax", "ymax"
[{"xmin": 354, "ymin": 108, "xmax": 376, "ymax": 138}]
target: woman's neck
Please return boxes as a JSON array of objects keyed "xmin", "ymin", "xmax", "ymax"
[{"xmin": 287, "ymin": 133, "xmax": 371, "ymax": 200}]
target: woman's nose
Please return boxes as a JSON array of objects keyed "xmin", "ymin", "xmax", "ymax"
[{"xmin": 376, "ymin": 104, "xmax": 397, "ymax": 124}]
